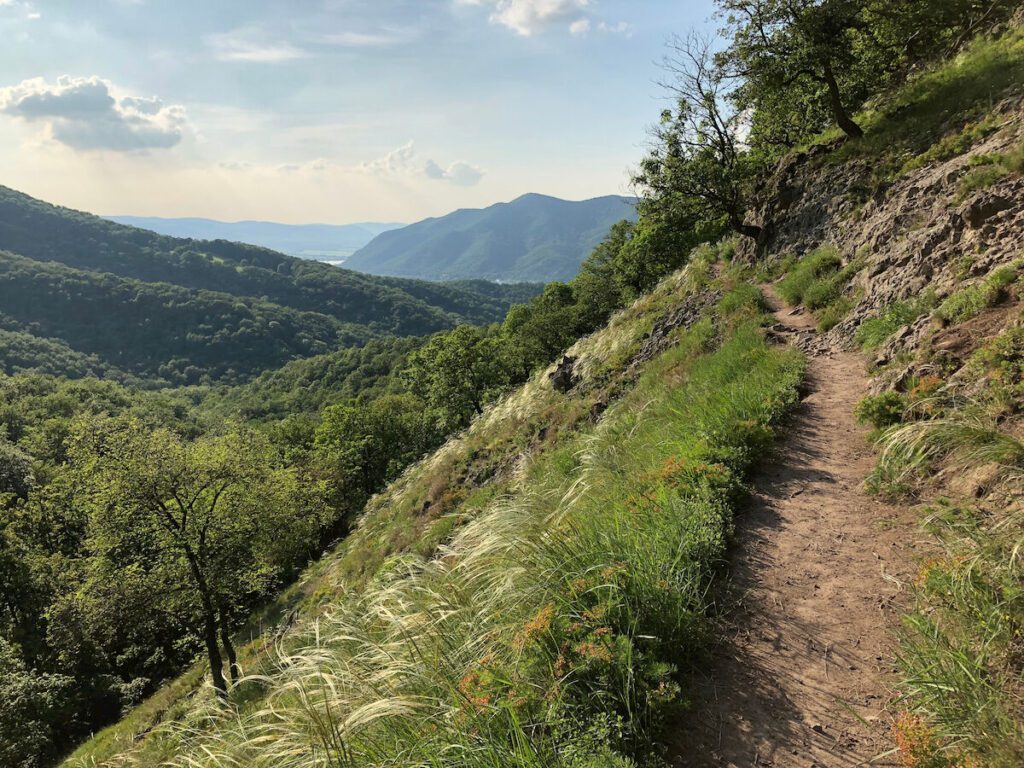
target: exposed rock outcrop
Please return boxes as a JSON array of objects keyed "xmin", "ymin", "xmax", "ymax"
[{"xmin": 746, "ymin": 96, "xmax": 1024, "ymax": 360}]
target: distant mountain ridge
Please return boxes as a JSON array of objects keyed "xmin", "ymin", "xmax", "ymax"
[
  {"xmin": 344, "ymin": 193, "xmax": 637, "ymax": 282},
  {"xmin": 106, "ymin": 216, "xmax": 403, "ymax": 260}
]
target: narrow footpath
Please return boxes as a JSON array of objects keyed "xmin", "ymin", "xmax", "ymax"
[{"xmin": 672, "ymin": 288, "xmax": 918, "ymax": 767}]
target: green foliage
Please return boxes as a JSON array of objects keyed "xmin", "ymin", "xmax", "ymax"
[
  {"xmin": 775, "ymin": 247, "xmax": 845, "ymax": 307},
  {"xmin": 721, "ymin": 0, "xmax": 869, "ymax": 143},
  {"xmin": 404, "ymin": 325, "xmax": 520, "ymax": 432},
  {"xmin": 855, "ymin": 391, "xmax": 907, "ymax": 430},
  {"xmin": 827, "ymin": 22, "xmax": 1024, "ymax": 180},
  {"xmin": 636, "ymin": 34, "xmax": 762, "ymax": 242},
  {"xmin": 0, "ymin": 638, "xmax": 88, "ymax": 768},
  {"xmin": 956, "ymin": 141, "xmax": 1024, "ymax": 200},
  {"xmin": 74, "ymin": 422, "xmax": 324, "ymax": 695},
  {"xmin": 855, "ymin": 291, "xmax": 939, "ymax": 351},
  {"xmin": 314, "ymin": 395, "xmax": 441, "ymax": 513},
  {"xmin": 0, "ymin": 185, "xmax": 538, "ymax": 333},
  {"xmin": 0, "ymin": 186, "xmax": 543, "ymax": 384},
  {"xmin": 206, "ymin": 336, "xmax": 424, "ymax": 420},
  {"xmin": 935, "ymin": 264, "xmax": 1019, "ymax": 325}
]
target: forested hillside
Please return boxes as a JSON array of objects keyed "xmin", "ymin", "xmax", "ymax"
[
  {"xmin": 0, "ymin": 186, "xmax": 536, "ymax": 333},
  {"xmin": 3, "ymin": 2, "xmax": 1023, "ymax": 768},
  {"xmin": 0, "ymin": 188, "xmax": 541, "ymax": 383},
  {"xmin": 344, "ymin": 193, "xmax": 637, "ymax": 282}
]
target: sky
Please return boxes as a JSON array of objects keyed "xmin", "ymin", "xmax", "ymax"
[{"xmin": 0, "ymin": 0, "xmax": 717, "ymax": 224}]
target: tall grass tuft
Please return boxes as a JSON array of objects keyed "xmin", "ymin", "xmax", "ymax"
[{"xmin": 871, "ymin": 398, "xmax": 1024, "ymax": 765}]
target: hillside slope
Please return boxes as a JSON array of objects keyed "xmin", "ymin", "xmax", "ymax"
[
  {"xmin": 0, "ymin": 186, "xmax": 536, "ymax": 333},
  {"xmin": 63, "ymin": 256, "xmax": 807, "ymax": 767},
  {"xmin": 345, "ymin": 193, "xmax": 637, "ymax": 282},
  {"xmin": 684, "ymin": 27, "xmax": 1024, "ymax": 766}
]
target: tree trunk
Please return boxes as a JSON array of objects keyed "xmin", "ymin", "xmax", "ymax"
[
  {"xmin": 729, "ymin": 212, "xmax": 763, "ymax": 241},
  {"xmin": 821, "ymin": 61, "xmax": 864, "ymax": 139},
  {"xmin": 202, "ymin": 607, "xmax": 228, "ymax": 697},
  {"xmin": 182, "ymin": 548, "xmax": 228, "ymax": 697},
  {"xmin": 736, "ymin": 222, "xmax": 763, "ymax": 241},
  {"xmin": 218, "ymin": 605, "xmax": 240, "ymax": 685}
]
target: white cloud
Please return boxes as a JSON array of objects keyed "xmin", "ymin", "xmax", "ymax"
[
  {"xmin": 359, "ymin": 141, "xmax": 485, "ymax": 186},
  {"xmin": 322, "ymin": 29, "xmax": 413, "ymax": 48},
  {"xmin": 359, "ymin": 140, "xmax": 419, "ymax": 176},
  {"xmin": 0, "ymin": 0, "xmax": 40, "ymax": 19},
  {"xmin": 0, "ymin": 75, "xmax": 188, "ymax": 152},
  {"xmin": 424, "ymin": 159, "xmax": 485, "ymax": 186},
  {"xmin": 597, "ymin": 21, "xmax": 632, "ymax": 37},
  {"xmin": 569, "ymin": 18, "xmax": 590, "ymax": 36},
  {"xmin": 206, "ymin": 30, "xmax": 307, "ymax": 63},
  {"xmin": 458, "ymin": 0, "xmax": 591, "ymax": 36}
]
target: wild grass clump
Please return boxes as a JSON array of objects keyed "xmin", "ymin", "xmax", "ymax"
[
  {"xmin": 816, "ymin": 297, "xmax": 854, "ymax": 332},
  {"xmin": 855, "ymin": 290, "xmax": 939, "ymax": 352},
  {"xmin": 776, "ymin": 247, "xmax": 842, "ymax": 306},
  {"xmin": 974, "ymin": 325, "xmax": 1024, "ymax": 411},
  {"xmin": 897, "ymin": 499, "xmax": 1024, "ymax": 767},
  {"xmin": 109, "ymin": 292, "xmax": 804, "ymax": 768},
  {"xmin": 935, "ymin": 264, "xmax": 1020, "ymax": 325},
  {"xmin": 901, "ymin": 115, "xmax": 1003, "ymax": 174},
  {"xmin": 776, "ymin": 247, "xmax": 865, "ymax": 333},
  {"xmin": 957, "ymin": 141, "xmax": 1024, "ymax": 200},
  {"xmin": 867, "ymin": 392, "xmax": 1024, "ymax": 764}
]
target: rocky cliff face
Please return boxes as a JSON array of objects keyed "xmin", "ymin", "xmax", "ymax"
[{"xmin": 745, "ymin": 94, "xmax": 1024, "ymax": 392}]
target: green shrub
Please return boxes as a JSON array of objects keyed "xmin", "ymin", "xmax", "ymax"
[{"xmin": 855, "ymin": 391, "xmax": 907, "ymax": 430}]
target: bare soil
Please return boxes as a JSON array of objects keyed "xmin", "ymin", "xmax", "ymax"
[{"xmin": 670, "ymin": 290, "xmax": 919, "ymax": 767}]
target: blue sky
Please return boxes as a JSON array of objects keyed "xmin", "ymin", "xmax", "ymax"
[{"xmin": 0, "ymin": 0, "xmax": 717, "ymax": 223}]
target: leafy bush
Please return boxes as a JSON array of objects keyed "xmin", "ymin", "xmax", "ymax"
[{"xmin": 855, "ymin": 391, "xmax": 907, "ymax": 430}]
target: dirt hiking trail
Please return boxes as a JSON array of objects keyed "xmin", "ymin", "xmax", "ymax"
[{"xmin": 671, "ymin": 288, "xmax": 917, "ymax": 767}]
